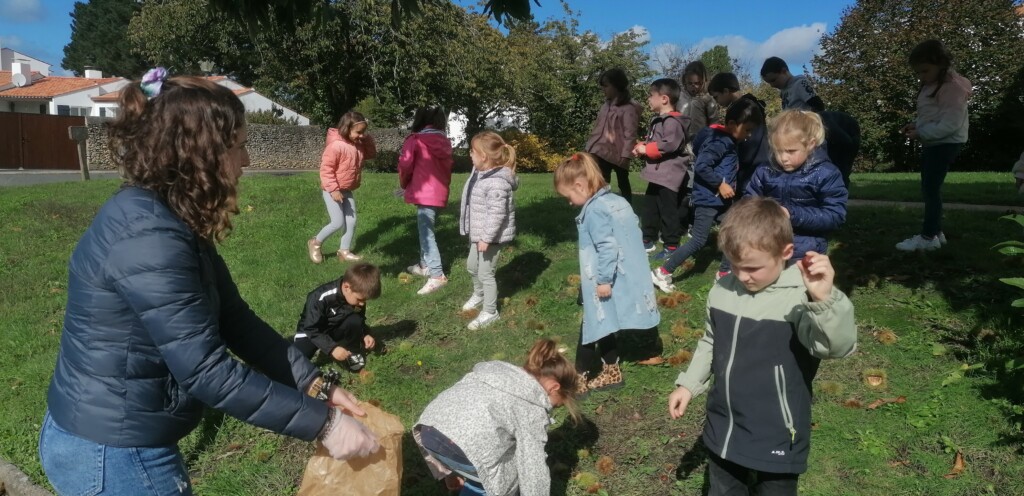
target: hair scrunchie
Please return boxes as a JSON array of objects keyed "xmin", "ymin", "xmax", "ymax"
[{"xmin": 141, "ymin": 67, "xmax": 169, "ymax": 98}]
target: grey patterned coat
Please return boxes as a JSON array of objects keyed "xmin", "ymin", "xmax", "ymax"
[
  {"xmin": 459, "ymin": 167, "xmax": 517, "ymax": 244},
  {"xmin": 415, "ymin": 361, "xmax": 554, "ymax": 496}
]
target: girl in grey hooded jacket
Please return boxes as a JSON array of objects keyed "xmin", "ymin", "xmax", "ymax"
[{"xmin": 414, "ymin": 339, "xmax": 578, "ymax": 496}]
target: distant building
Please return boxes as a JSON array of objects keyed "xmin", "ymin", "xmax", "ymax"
[{"xmin": 0, "ymin": 47, "xmax": 310, "ymax": 124}]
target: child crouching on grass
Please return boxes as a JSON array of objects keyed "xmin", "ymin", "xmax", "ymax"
[
  {"xmin": 293, "ymin": 263, "xmax": 381, "ymax": 372},
  {"xmin": 413, "ymin": 338, "xmax": 578, "ymax": 496},
  {"xmin": 668, "ymin": 196, "xmax": 856, "ymax": 495}
]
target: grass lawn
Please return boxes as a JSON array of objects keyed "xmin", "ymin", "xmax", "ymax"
[
  {"xmin": 2, "ymin": 171, "xmax": 1023, "ymax": 495},
  {"xmin": 850, "ymin": 172, "xmax": 1023, "ymax": 206}
]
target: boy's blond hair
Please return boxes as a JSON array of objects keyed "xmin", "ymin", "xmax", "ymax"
[
  {"xmin": 718, "ymin": 197, "xmax": 793, "ymax": 261},
  {"xmin": 769, "ymin": 110, "xmax": 826, "ymax": 156},
  {"xmin": 553, "ymin": 152, "xmax": 607, "ymax": 196},
  {"xmin": 342, "ymin": 262, "xmax": 382, "ymax": 299}
]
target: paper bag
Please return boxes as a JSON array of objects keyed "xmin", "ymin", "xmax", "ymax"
[{"xmin": 297, "ymin": 402, "xmax": 404, "ymax": 496}]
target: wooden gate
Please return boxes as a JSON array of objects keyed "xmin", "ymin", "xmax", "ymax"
[{"xmin": 0, "ymin": 113, "xmax": 85, "ymax": 170}]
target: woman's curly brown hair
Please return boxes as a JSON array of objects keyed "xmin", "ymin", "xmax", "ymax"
[{"xmin": 108, "ymin": 76, "xmax": 246, "ymax": 243}]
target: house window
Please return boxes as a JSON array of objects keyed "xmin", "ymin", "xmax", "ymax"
[
  {"xmin": 39, "ymin": 104, "xmax": 46, "ymax": 114},
  {"xmin": 57, "ymin": 105, "xmax": 91, "ymax": 116}
]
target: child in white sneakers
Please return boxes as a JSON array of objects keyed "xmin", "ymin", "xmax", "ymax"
[
  {"xmin": 554, "ymin": 153, "xmax": 660, "ymax": 393},
  {"xmin": 896, "ymin": 39, "xmax": 971, "ymax": 252},
  {"xmin": 399, "ymin": 106, "xmax": 455, "ymax": 291},
  {"xmin": 456, "ymin": 131, "xmax": 517, "ymax": 329}
]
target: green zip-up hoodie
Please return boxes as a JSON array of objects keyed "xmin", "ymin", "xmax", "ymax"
[{"xmin": 675, "ymin": 264, "xmax": 856, "ymax": 474}]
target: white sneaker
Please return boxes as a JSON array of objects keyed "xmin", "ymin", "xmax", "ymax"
[
  {"xmin": 462, "ymin": 293, "xmax": 484, "ymax": 311},
  {"xmin": 937, "ymin": 232, "xmax": 947, "ymax": 245},
  {"xmin": 895, "ymin": 235, "xmax": 941, "ymax": 252},
  {"xmin": 417, "ymin": 276, "xmax": 448, "ymax": 295},
  {"xmin": 407, "ymin": 263, "xmax": 430, "ymax": 277},
  {"xmin": 651, "ymin": 268, "xmax": 675, "ymax": 293},
  {"xmin": 468, "ymin": 311, "xmax": 500, "ymax": 330}
]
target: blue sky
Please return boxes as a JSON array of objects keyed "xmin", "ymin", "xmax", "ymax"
[{"xmin": 2, "ymin": 0, "xmax": 854, "ymax": 76}]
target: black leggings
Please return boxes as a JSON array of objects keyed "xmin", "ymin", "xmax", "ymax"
[
  {"xmin": 596, "ymin": 157, "xmax": 632, "ymax": 204},
  {"xmin": 576, "ymin": 327, "xmax": 618, "ymax": 377}
]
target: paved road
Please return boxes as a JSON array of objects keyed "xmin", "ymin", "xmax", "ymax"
[
  {"xmin": 2, "ymin": 170, "xmax": 1021, "ymax": 213},
  {"xmin": 0, "ymin": 169, "xmax": 302, "ymax": 188}
]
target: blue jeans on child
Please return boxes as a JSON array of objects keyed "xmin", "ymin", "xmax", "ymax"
[
  {"xmin": 39, "ymin": 411, "xmax": 192, "ymax": 495},
  {"xmin": 663, "ymin": 205, "xmax": 728, "ymax": 273},
  {"xmin": 920, "ymin": 143, "xmax": 962, "ymax": 238},
  {"xmin": 418, "ymin": 425, "xmax": 486, "ymax": 495},
  {"xmin": 417, "ymin": 206, "xmax": 444, "ymax": 278}
]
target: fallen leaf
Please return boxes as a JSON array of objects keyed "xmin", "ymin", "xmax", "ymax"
[
  {"xmin": 245, "ymin": 205, "xmax": 254, "ymax": 212},
  {"xmin": 630, "ymin": 411, "xmax": 642, "ymax": 420},
  {"xmin": 358, "ymin": 369, "xmax": 375, "ymax": 385},
  {"xmin": 866, "ymin": 396, "xmax": 906, "ymax": 410},
  {"xmin": 525, "ymin": 296, "xmax": 539, "ymax": 307},
  {"xmin": 670, "ymin": 291, "xmax": 692, "ymax": 304},
  {"xmin": 576, "ymin": 448, "xmax": 591, "ymax": 460},
  {"xmin": 573, "ymin": 471, "xmax": 599, "ymax": 488},
  {"xmin": 657, "ymin": 296, "xmax": 678, "ymax": 308},
  {"xmin": 842, "ymin": 398, "xmax": 863, "ymax": 409},
  {"xmin": 943, "ymin": 450, "xmax": 965, "ymax": 479},
  {"xmin": 566, "ymin": 274, "xmax": 581, "ymax": 285},
  {"xmin": 595, "ymin": 455, "xmax": 615, "ymax": 475},
  {"xmin": 397, "ymin": 273, "xmax": 413, "ymax": 284},
  {"xmin": 667, "ymin": 349, "xmax": 693, "ymax": 366},
  {"xmin": 931, "ymin": 343, "xmax": 948, "ymax": 356},
  {"xmin": 595, "ymin": 404, "xmax": 605, "ymax": 415},
  {"xmin": 888, "ymin": 460, "xmax": 911, "ymax": 468},
  {"xmin": 586, "ymin": 483, "xmax": 603, "ymax": 494},
  {"xmin": 460, "ymin": 309, "xmax": 480, "ymax": 320},
  {"xmin": 874, "ymin": 329, "xmax": 899, "ymax": 345}
]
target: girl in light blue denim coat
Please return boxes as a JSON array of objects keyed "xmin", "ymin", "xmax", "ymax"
[{"xmin": 554, "ymin": 153, "xmax": 660, "ymax": 394}]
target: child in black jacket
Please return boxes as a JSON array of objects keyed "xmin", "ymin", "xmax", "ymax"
[{"xmin": 293, "ymin": 263, "xmax": 381, "ymax": 371}]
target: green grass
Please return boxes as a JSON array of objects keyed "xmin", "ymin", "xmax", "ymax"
[
  {"xmin": 2, "ymin": 171, "xmax": 1023, "ymax": 495},
  {"xmin": 850, "ymin": 172, "xmax": 1024, "ymax": 206}
]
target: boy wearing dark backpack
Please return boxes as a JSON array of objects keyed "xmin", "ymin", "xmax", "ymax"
[{"xmin": 634, "ymin": 78, "xmax": 692, "ymax": 259}]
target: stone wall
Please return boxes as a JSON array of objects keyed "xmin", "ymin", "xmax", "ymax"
[{"xmin": 84, "ymin": 117, "xmax": 408, "ymax": 171}]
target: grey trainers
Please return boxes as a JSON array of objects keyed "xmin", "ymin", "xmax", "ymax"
[
  {"xmin": 895, "ymin": 235, "xmax": 940, "ymax": 252},
  {"xmin": 461, "ymin": 293, "xmax": 484, "ymax": 311},
  {"xmin": 407, "ymin": 263, "xmax": 430, "ymax": 277}
]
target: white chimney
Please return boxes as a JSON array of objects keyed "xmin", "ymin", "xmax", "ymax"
[
  {"xmin": 84, "ymin": 68, "xmax": 103, "ymax": 79},
  {"xmin": 12, "ymin": 62, "xmax": 31, "ymax": 87}
]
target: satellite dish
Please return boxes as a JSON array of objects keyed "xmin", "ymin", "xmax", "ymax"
[{"xmin": 12, "ymin": 73, "xmax": 27, "ymax": 87}]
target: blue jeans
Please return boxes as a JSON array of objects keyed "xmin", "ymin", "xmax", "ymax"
[
  {"xmin": 920, "ymin": 143, "xmax": 962, "ymax": 237},
  {"xmin": 417, "ymin": 206, "xmax": 444, "ymax": 278},
  {"xmin": 418, "ymin": 425, "xmax": 485, "ymax": 495},
  {"xmin": 663, "ymin": 205, "xmax": 727, "ymax": 273},
  {"xmin": 39, "ymin": 411, "xmax": 192, "ymax": 495}
]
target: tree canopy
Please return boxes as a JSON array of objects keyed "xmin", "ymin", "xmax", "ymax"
[
  {"xmin": 813, "ymin": 0, "xmax": 1024, "ymax": 170},
  {"xmin": 62, "ymin": 0, "xmax": 149, "ymax": 77}
]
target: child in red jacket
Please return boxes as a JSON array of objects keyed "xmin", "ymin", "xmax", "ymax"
[
  {"xmin": 399, "ymin": 106, "xmax": 455, "ymax": 292},
  {"xmin": 308, "ymin": 111, "xmax": 376, "ymax": 263}
]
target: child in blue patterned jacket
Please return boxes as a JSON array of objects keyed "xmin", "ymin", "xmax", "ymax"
[{"xmin": 555, "ymin": 153, "xmax": 660, "ymax": 394}]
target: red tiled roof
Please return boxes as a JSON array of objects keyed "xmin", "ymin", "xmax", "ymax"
[
  {"xmin": 0, "ymin": 75, "xmax": 123, "ymax": 99},
  {"xmin": 0, "ymin": 70, "xmax": 43, "ymax": 87},
  {"xmin": 233, "ymin": 88, "xmax": 253, "ymax": 96},
  {"xmin": 91, "ymin": 89, "xmax": 122, "ymax": 102}
]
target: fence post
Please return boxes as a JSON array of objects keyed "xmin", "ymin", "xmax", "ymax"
[{"xmin": 68, "ymin": 126, "xmax": 89, "ymax": 181}]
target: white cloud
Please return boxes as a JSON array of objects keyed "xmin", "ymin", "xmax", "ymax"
[
  {"xmin": 693, "ymin": 23, "xmax": 828, "ymax": 74},
  {"xmin": 622, "ymin": 25, "xmax": 651, "ymax": 44},
  {"xmin": 0, "ymin": 0, "xmax": 45, "ymax": 22}
]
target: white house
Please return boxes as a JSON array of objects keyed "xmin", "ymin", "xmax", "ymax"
[
  {"xmin": 0, "ymin": 48, "xmax": 310, "ymax": 124},
  {"xmin": 1, "ymin": 46, "xmax": 50, "ymax": 76}
]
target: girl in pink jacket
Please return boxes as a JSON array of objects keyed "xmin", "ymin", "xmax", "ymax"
[
  {"xmin": 308, "ymin": 111, "xmax": 377, "ymax": 263},
  {"xmin": 399, "ymin": 107, "xmax": 455, "ymax": 295},
  {"xmin": 585, "ymin": 68, "xmax": 642, "ymax": 204}
]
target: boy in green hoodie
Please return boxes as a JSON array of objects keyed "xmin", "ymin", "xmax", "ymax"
[{"xmin": 668, "ymin": 196, "xmax": 856, "ymax": 495}]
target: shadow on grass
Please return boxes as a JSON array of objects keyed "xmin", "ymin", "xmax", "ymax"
[
  {"xmin": 828, "ymin": 207, "xmax": 1024, "ymax": 448},
  {"xmin": 548, "ymin": 417, "xmax": 601, "ymax": 495},
  {"xmin": 674, "ymin": 439, "xmax": 710, "ymax": 495},
  {"xmin": 496, "ymin": 251, "xmax": 551, "ymax": 299},
  {"xmin": 183, "ymin": 410, "xmax": 227, "ymax": 467}
]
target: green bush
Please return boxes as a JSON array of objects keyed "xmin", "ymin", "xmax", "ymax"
[
  {"xmin": 499, "ymin": 129, "xmax": 564, "ymax": 172},
  {"xmin": 246, "ymin": 109, "xmax": 299, "ymax": 126}
]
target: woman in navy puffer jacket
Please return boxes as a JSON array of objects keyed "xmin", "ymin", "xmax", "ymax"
[
  {"xmin": 39, "ymin": 72, "xmax": 378, "ymax": 495},
  {"xmin": 745, "ymin": 110, "xmax": 848, "ymax": 260}
]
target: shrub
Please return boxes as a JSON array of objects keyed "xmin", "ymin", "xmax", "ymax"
[
  {"xmin": 498, "ymin": 129, "xmax": 563, "ymax": 172},
  {"xmin": 246, "ymin": 109, "xmax": 299, "ymax": 126}
]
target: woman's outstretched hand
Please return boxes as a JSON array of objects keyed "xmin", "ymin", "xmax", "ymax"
[{"xmin": 320, "ymin": 407, "xmax": 380, "ymax": 460}]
